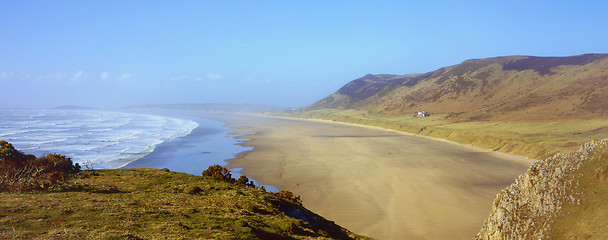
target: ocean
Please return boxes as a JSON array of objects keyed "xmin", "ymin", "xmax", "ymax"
[
  {"xmin": 122, "ymin": 114, "xmax": 254, "ymax": 175},
  {"xmin": 0, "ymin": 109, "xmax": 250, "ymax": 173}
]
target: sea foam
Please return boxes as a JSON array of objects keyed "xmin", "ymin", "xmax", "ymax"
[{"xmin": 0, "ymin": 109, "xmax": 198, "ymax": 169}]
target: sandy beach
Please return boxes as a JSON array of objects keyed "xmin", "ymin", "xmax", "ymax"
[{"xmin": 203, "ymin": 113, "xmax": 532, "ymax": 240}]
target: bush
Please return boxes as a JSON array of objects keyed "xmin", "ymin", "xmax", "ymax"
[
  {"xmin": 275, "ymin": 190, "xmax": 302, "ymax": 205},
  {"xmin": 235, "ymin": 175, "xmax": 255, "ymax": 188},
  {"xmin": 31, "ymin": 153, "xmax": 80, "ymax": 184},
  {"xmin": 202, "ymin": 165, "xmax": 256, "ymax": 188},
  {"xmin": 202, "ymin": 165, "xmax": 234, "ymax": 183},
  {"xmin": 0, "ymin": 140, "xmax": 35, "ymax": 169},
  {"xmin": 0, "ymin": 140, "xmax": 80, "ymax": 192}
]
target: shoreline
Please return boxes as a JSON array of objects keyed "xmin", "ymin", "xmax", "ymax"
[
  {"xmin": 122, "ymin": 111, "xmax": 253, "ymax": 176},
  {"xmin": 213, "ymin": 113, "xmax": 533, "ymax": 239},
  {"xmin": 120, "ymin": 110, "xmax": 281, "ymax": 192}
]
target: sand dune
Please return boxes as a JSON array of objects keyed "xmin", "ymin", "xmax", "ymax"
[{"xmin": 210, "ymin": 114, "xmax": 532, "ymax": 240}]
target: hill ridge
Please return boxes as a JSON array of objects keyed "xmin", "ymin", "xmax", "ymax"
[{"xmin": 308, "ymin": 53, "xmax": 608, "ymax": 121}]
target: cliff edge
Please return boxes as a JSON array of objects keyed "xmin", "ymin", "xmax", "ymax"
[{"xmin": 476, "ymin": 139, "xmax": 608, "ymax": 239}]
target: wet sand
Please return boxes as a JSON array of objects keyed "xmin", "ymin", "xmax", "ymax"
[{"xmin": 207, "ymin": 114, "xmax": 532, "ymax": 240}]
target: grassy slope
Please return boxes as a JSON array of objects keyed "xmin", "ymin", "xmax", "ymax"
[
  {"xmin": 0, "ymin": 168, "xmax": 369, "ymax": 240},
  {"xmin": 299, "ymin": 55, "xmax": 608, "ymax": 160},
  {"xmin": 316, "ymin": 55, "xmax": 608, "ymax": 120}
]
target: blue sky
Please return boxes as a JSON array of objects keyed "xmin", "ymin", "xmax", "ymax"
[{"xmin": 1, "ymin": 1, "xmax": 607, "ymax": 108}]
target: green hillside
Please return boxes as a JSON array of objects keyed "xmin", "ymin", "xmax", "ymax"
[
  {"xmin": 298, "ymin": 54, "xmax": 608, "ymax": 159},
  {"xmin": 309, "ymin": 54, "xmax": 608, "ymax": 120}
]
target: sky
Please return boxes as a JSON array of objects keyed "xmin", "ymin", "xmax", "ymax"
[{"xmin": 1, "ymin": 1, "xmax": 607, "ymax": 109}]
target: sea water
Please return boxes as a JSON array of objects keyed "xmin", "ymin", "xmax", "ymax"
[
  {"xmin": 123, "ymin": 115, "xmax": 254, "ymax": 176},
  {"xmin": 122, "ymin": 114, "xmax": 275, "ymax": 190},
  {"xmin": 0, "ymin": 109, "xmax": 201, "ymax": 169}
]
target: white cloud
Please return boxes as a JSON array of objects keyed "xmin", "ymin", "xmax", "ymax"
[
  {"xmin": 206, "ymin": 73, "xmax": 223, "ymax": 80},
  {"xmin": 70, "ymin": 70, "xmax": 85, "ymax": 83},
  {"xmin": 166, "ymin": 74, "xmax": 223, "ymax": 83},
  {"xmin": 42, "ymin": 72, "xmax": 67, "ymax": 80},
  {"xmin": 74, "ymin": 70, "xmax": 84, "ymax": 78},
  {"xmin": 118, "ymin": 73, "xmax": 133, "ymax": 81},
  {"xmin": 240, "ymin": 77, "xmax": 270, "ymax": 85},
  {"xmin": 0, "ymin": 71, "xmax": 13, "ymax": 83},
  {"xmin": 169, "ymin": 75, "xmax": 190, "ymax": 81},
  {"xmin": 100, "ymin": 72, "xmax": 109, "ymax": 81}
]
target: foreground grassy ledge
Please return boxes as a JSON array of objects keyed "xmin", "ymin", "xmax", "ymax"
[{"xmin": 0, "ymin": 167, "xmax": 370, "ymax": 239}]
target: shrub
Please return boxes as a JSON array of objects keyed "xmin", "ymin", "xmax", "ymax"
[
  {"xmin": 31, "ymin": 154, "xmax": 79, "ymax": 184},
  {"xmin": 275, "ymin": 190, "xmax": 302, "ymax": 205},
  {"xmin": 0, "ymin": 140, "xmax": 35, "ymax": 169},
  {"xmin": 202, "ymin": 164, "xmax": 234, "ymax": 183},
  {"xmin": 0, "ymin": 140, "xmax": 80, "ymax": 192},
  {"xmin": 202, "ymin": 165, "xmax": 256, "ymax": 188},
  {"xmin": 235, "ymin": 175, "xmax": 255, "ymax": 188}
]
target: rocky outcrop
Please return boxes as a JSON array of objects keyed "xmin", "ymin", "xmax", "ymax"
[{"xmin": 476, "ymin": 139, "xmax": 608, "ymax": 239}]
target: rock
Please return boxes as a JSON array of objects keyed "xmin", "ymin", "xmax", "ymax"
[{"xmin": 476, "ymin": 139, "xmax": 608, "ymax": 239}]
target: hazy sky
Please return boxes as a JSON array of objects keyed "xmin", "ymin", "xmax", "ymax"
[{"xmin": 1, "ymin": 1, "xmax": 607, "ymax": 108}]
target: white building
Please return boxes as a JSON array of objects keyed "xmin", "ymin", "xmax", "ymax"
[{"xmin": 417, "ymin": 111, "xmax": 431, "ymax": 117}]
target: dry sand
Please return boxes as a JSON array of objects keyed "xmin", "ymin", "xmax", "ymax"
[{"xmin": 208, "ymin": 114, "xmax": 532, "ymax": 240}]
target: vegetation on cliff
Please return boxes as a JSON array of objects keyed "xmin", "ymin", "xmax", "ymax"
[
  {"xmin": 0, "ymin": 141, "xmax": 369, "ymax": 239},
  {"xmin": 308, "ymin": 54, "xmax": 608, "ymax": 120},
  {"xmin": 476, "ymin": 139, "xmax": 608, "ymax": 239},
  {"xmin": 1, "ymin": 140, "xmax": 80, "ymax": 192},
  {"xmin": 296, "ymin": 54, "xmax": 608, "ymax": 159}
]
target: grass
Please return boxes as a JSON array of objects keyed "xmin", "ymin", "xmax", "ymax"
[
  {"xmin": 298, "ymin": 55, "xmax": 608, "ymax": 160},
  {"xmin": 291, "ymin": 109, "xmax": 608, "ymax": 159},
  {"xmin": 0, "ymin": 168, "xmax": 370, "ymax": 240},
  {"xmin": 548, "ymin": 142, "xmax": 608, "ymax": 239}
]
